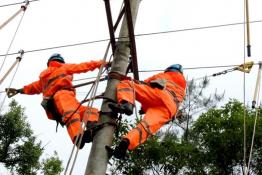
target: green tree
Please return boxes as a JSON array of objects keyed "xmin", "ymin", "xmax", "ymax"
[
  {"xmin": 191, "ymin": 99, "xmax": 262, "ymax": 174},
  {"xmin": 0, "ymin": 100, "xmax": 63, "ymax": 175},
  {"xmin": 179, "ymin": 77, "xmax": 224, "ymax": 139},
  {"xmin": 110, "ymin": 98, "xmax": 262, "ymax": 174},
  {"xmin": 41, "ymin": 151, "xmax": 63, "ymax": 175}
]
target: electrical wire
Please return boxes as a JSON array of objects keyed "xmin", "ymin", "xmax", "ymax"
[
  {"xmin": 0, "ymin": 0, "xmax": 38, "ymax": 8},
  {"xmin": 0, "ymin": 61, "xmax": 21, "ymax": 111},
  {"xmin": 1, "ymin": 20, "xmax": 262, "ymax": 58},
  {"xmin": 64, "ymin": 42, "xmax": 111, "ymax": 175},
  {"xmin": 243, "ymin": 0, "xmax": 247, "ymax": 173},
  {"xmin": 0, "ymin": 10, "xmax": 26, "ymax": 74},
  {"xmin": 247, "ymin": 83, "xmax": 261, "ymax": 173}
]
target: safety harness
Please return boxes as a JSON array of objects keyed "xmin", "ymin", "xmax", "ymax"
[{"xmin": 41, "ymin": 96, "xmax": 64, "ymax": 131}]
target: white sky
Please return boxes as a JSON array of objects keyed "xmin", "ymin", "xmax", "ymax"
[{"xmin": 0, "ymin": 0, "xmax": 262, "ymax": 174}]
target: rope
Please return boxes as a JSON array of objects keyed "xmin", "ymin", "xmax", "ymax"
[
  {"xmin": 193, "ymin": 62, "xmax": 254, "ymax": 81},
  {"xmin": 1, "ymin": 20, "xmax": 262, "ymax": 58},
  {"xmin": 243, "ymin": 0, "xmax": 247, "ymax": 173},
  {"xmin": 64, "ymin": 42, "xmax": 110, "ymax": 175},
  {"xmin": 0, "ymin": 60, "xmax": 22, "ymax": 112},
  {"xmin": 247, "ymin": 81, "xmax": 261, "ymax": 173},
  {"xmin": 63, "ymin": 83, "xmax": 95, "ymax": 175},
  {"xmin": 0, "ymin": 50, "xmax": 24, "ymax": 85},
  {"xmin": 73, "ymin": 75, "xmax": 107, "ymax": 82},
  {"xmin": 246, "ymin": 64, "xmax": 262, "ymax": 173},
  {"xmin": 0, "ymin": 2, "xmax": 28, "ymax": 74},
  {"xmin": 0, "ymin": 0, "xmax": 38, "ymax": 8},
  {"xmin": 0, "ymin": 1, "xmax": 29, "ymax": 30}
]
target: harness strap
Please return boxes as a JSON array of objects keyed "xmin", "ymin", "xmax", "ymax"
[
  {"xmin": 166, "ymin": 89, "xmax": 180, "ymax": 109},
  {"xmin": 134, "ymin": 127, "xmax": 143, "ymax": 145},
  {"xmin": 108, "ymin": 72, "xmax": 131, "ymax": 81},
  {"xmin": 140, "ymin": 120, "xmax": 153, "ymax": 138}
]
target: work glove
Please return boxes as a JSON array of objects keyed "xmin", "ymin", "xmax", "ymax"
[{"xmin": 5, "ymin": 88, "xmax": 23, "ymax": 98}]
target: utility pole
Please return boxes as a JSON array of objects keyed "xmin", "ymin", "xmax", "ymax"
[{"xmin": 85, "ymin": 0, "xmax": 141, "ymax": 174}]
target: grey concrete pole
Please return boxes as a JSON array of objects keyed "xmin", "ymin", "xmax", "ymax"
[{"xmin": 85, "ymin": 0, "xmax": 141, "ymax": 174}]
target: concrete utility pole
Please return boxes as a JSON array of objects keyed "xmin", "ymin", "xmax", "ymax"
[{"xmin": 85, "ymin": 0, "xmax": 141, "ymax": 174}]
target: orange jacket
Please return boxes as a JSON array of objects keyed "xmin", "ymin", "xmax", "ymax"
[
  {"xmin": 22, "ymin": 60, "xmax": 104, "ymax": 97},
  {"xmin": 144, "ymin": 71, "xmax": 186, "ymax": 101}
]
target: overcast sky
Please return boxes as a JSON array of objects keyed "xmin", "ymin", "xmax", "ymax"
[{"xmin": 0, "ymin": 0, "xmax": 262, "ymax": 174}]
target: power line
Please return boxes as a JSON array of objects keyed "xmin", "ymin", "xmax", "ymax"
[
  {"xmin": 139, "ymin": 62, "xmax": 259, "ymax": 73},
  {"xmin": 0, "ymin": 39, "xmax": 109, "ymax": 57},
  {"xmin": 0, "ymin": 0, "xmax": 39, "ymax": 8},
  {"xmin": 136, "ymin": 20, "xmax": 262, "ymax": 37},
  {"xmin": 0, "ymin": 8, "xmax": 27, "ymax": 73},
  {"xmin": 1, "ymin": 20, "xmax": 262, "ymax": 57}
]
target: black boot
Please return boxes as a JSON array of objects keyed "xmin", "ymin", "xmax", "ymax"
[
  {"xmin": 83, "ymin": 121, "xmax": 98, "ymax": 143},
  {"xmin": 108, "ymin": 101, "xmax": 134, "ymax": 116},
  {"xmin": 113, "ymin": 138, "xmax": 130, "ymax": 159}
]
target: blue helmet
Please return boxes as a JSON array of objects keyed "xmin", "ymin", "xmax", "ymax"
[
  {"xmin": 165, "ymin": 64, "xmax": 183, "ymax": 73},
  {"xmin": 47, "ymin": 53, "xmax": 65, "ymax": 66}
]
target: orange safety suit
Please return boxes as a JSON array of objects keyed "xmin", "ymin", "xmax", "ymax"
[
  {"xmin": 22, "ymin": 60, "xmax": 104, "ymax": 143},
  {"xmin": 116, "ymin": 71, "xmax": 186, "ymax": 150}
]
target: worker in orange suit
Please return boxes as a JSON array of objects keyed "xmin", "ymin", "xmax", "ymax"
[
  {"xmin": 6, "ymin": 53, "xmax": 107, "ymax": 149},
  {"xmin": 109, "ymin": 64, "xmax": 186, "ymax": 159}
]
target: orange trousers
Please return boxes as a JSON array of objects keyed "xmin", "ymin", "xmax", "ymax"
[
  {"xmin": 116, "ymin": 80, "xmax": 178, "ymax": 150},
  {"xmin": 53, "ymin": 90, "xmax": 99, "ymax": 143}
]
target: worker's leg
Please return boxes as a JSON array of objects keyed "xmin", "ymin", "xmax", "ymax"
[
  {"xmin": 124, "ymin": 106, "xmax": 172, "ymax": 150},
  {"xmin": 78, "ymin": 105, "xmax": 99, "ymax": 143},
  {"xmin": 117, "ymin": 80, "xmax": 164, "ymax": 107},
  {"xmin": 78, "ymin": 105, "xmax": 99, "ymax": 124},
  {"xmin": 53, "ymin": 90, "xmax": 84, "ymax": 143}
]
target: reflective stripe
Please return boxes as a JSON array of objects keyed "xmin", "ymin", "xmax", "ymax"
[
  {"xmin": 166, "ymin": 89, "xmax": 180, "ymax": 108},
  {"xmin": 47, "ymin": 74, "xmax": 67, "ymax": 87},
  {"xmin": 141, "ymin": 121, "xmax": 153, "ymax": 138},
  {"xmin": 167, "ymin": 80, "xmax": 184, "ymax": 97},
  {"xmin": 167, "ymin": 80, "xmax": 183, "ymax": 90},
  {"xmin": 85, "ymin": 111, "xmax": 98, "ymax": 116},
  {"xmin": 118, "ymin": 87, "xmax": 133, "ymax": 92},
  {"xmin": 134, "ymin": 127, "xmax": 143, "ymax": 145},
  {"xmin": 43, "ymin": 73, "xmax": 69, "ymax": 93},
  {"xmin": 66, "ymin": 118, "xmax": 80, "ymax": 128},
  {"xmin": 62, "ymin": 110, "xmax": 79, "ymax": 120},
  {"xmin": 29, "ymin": 86, "xmax": 35, "ymax": 93}
]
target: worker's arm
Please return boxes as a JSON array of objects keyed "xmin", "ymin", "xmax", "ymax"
[
  {"xmin": 64, "ymin": 60, "xmax": 105, "ymax": 75},
  {"xmin": 22, "ymin": 80, "xmax": 42, "ymax": 95}
]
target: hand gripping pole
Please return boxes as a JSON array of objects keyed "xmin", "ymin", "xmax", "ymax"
[{"xmin": 0, "ymin": 50, "xmax": 24, "ymax": 85}]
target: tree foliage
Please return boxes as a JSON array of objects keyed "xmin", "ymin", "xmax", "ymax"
[
  {"xmin": 110, "ymin": 98, "xmax": 262, "ymax": 174},
  {"xmin": 0, "ymin": 100, "xmax": 63, "ymax": 175},
  {"xmin": 41, "ymin": 151, "xmax": 63, "ymax": 175},
  {"xmin": 191, "ymin": 99, "xmax": 262, "ymax": 174}
]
